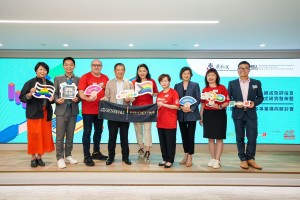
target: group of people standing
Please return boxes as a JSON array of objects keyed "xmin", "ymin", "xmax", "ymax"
[{"xmin": 20, "ymin": 58, "xmax": 264, "ymax": 170}]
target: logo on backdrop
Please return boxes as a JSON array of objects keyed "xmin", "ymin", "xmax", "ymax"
[{"xmin": 284, "ymin": 130, "xmax": 295, "ymax": 140}]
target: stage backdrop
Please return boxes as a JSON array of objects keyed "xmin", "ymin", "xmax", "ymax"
[{"xmin": 0, "ymin": 58, "xmax": 299, "ymax": 144}]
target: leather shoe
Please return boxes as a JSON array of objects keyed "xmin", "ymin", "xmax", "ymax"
[
  {"xmin": 37, "ymin": 158, "xmax": 45, "ymax": 166},
  {"xmin": 31, "ymin": 159, "xmax": 38, "ymax": 168},
  {"xmin": 164, "ymin": 162, "xmax": 173, "ymax": 168},
  {"xmin": 240, "ymin": 161, "xmax": 249, "ymax": 169},
  {"xmin": 158, "ymin": 161, "xmax": 166, "ymax": 166},
  {"xmin": 106, "ymin": 158, "xmax": 114, "ymax": 165},
  {"xmin": 84, "ymin": 156, "xmax": 95, "ymax": 166},
  {"xmin": 122, "ymin": 158, "xmax": 132, "ymax": 165},
  {"xmin": 247, "ymin": 159, "xmax": 262, "ymax": 170},
  {"xmin": 92, "ymin": 151, "xmax": 108, "ymax": 160}
]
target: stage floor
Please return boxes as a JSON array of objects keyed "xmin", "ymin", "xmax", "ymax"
[
  {"xmin": 1, "ymin": 147, "xmax": 300, "ymax": 187},
  {"xmin": 0, "ymin": 149, "xmax": 299, "ymax": 173}
]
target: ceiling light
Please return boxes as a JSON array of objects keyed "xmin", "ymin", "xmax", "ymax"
[
  {"xmin": 0, "ymin": 20, "xmax": 219, "ymax": 24},
  {"xmin": 194, "ymin": 44, "xmax": 200, "ymax": 47},
  {"xmin": 128, "ymin": 44, "xmax": 134, "ymax": 47},
  {"xmin": 0, "ymin": 43, "xmax": 3, "ymax": 47},
  {"xmin": 260, "ymin": 43, "xmax": 266, "ymax": 47},
  {"xmin": 63, "ymin": 44, "xmax": 69, "ymax": 47}
]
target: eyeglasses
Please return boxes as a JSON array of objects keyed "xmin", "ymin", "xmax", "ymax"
[
  {"xmin": 238, "ymin": 67, "xmax": 249, "ymax": 70},
  {"xmin": 92, "ymin": 64, "xmax": 102, "ymax": 67}
]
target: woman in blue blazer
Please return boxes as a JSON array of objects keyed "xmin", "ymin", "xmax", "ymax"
[{"xmin": 174, "ymin": 67, "xmax": 200, "ymax": 167}]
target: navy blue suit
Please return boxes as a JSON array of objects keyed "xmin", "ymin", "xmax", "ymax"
[
  {"xmin": 228, "ymin": 78, "xmax": 264, "ymax": 161},
  {"xmin": 174, "ymin": 81, "xmax": 200, "ymax": 154}
]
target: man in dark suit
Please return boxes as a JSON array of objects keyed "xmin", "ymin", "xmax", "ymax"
[
  {"xmin": 228, "ymin": 61, "xmax": 264, "ymax": 170},
  {"xmin": 54, "ymin": 57, "xmax": 80, "ymax": 169}
]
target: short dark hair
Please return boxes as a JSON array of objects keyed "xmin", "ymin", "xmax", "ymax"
[
  {"xmin": 238, "ymin": 61, "xmax": 250, "ymax": 68},
  {"xmin": 179, "ymin": 66, "xmax": 193, "ymax": 80},
  {"xmin": 158, "ymin": 74, "xmax": 171, "ymax": 83},
  {"xmin": 204, "ymin": 68, "xmax": 220, "ymax": 87},
  {"xmin": 34, "ymin": 62, "xmax": 49, "ymax": 74},
  {"xmin": 136, "ymin": 63, "xmax": 151, "ymax": 82},
  {"xmin": 63, "ymin": 57, "xmax": 75, "ymax": 65},
  {"xmin": 114, "ymin": 63, "xmax": 125, "ymax": 70}
]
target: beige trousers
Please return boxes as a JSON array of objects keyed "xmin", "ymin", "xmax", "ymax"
[{"xmin": 133, "ymin": 122, "xmax": 152, "ymax": 147}]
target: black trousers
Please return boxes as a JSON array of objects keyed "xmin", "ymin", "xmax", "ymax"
[
  {"xmin": 107, "ymin": 120, "xmax": 130, "ymax": 159},
  {"xmin": 178, "ymin": 121, "xmax": 196, "ymax": 154},
  {"xmin": 157, "ymin": 128, "xmax": 177, "ymax": 163}
]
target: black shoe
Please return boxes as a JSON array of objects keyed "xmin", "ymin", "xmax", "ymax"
[
  {"xmin": 106, "ymin": 157, "xmax": 114, "ymax": 165},
  {"xmin": 158, "ymin": 161, "xmax": 166, "ymax": 166},
  {"xmin": 37, "ymin": 158, "xmax": 45, "ymax": 166},
  {"xmin": 31, "ymin": 159, "xmax": 38, "ymax": 168},
  {"xmin": 84, "ymin": 156, "xmax": 95, "ymax": 166},
  {"xmin": 92, "ymin": 151, "xmax": 108, "ymax": 160},
  {"xmin": 164, "ymin": 162, "xmax": 173, "ymax": 168},
  {"xmin": 122, "ymin": 157, "xmax": 132, "ymax": 165}
]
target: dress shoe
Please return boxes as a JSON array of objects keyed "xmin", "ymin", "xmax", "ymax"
[
  {"xmin": 158, "ymin": 161, "xmax": 166, "ymax": 166},
  {"xmin": 164, "ymin": 162, "xmax": 173, "ymax": 168},
  {"xmin": 122, "ymin": 157, "xmax": 132, "ymax": 165},
  {"xmin": 84, "ymin": 156, "xmax": 95, "ymax": 166},
  {"xmin": 37, "ymin": 158, "xmax": 45, "ymax": 166},
  {"xmin": 92, "ymin": 151, "xmax": 108, "ymax": 160},
  {"xmin": 247, "ymin": 159, "xmax": 262, "ymax": 170},
  {"xmin": 240, "ymin": 161, "xmax": 249, "ymax": 169},
  {"xmin": 31, "ymin": 159, "xmax": 38, "ymax": 168},
  {"xmin": 179, "ymin": 153, "xmax": 188, "ymax": 165},
  {"xmin": 106, "ymin": 158, "xmax": 114, "ymax": 165}
]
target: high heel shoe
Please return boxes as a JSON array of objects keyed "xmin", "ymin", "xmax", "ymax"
[
  {"xmin": 179, "ymin": 153, "xmax": 188, "ymax": 165},
  {"xmin": 144, "ymin": 151, "xmax": 150, "ymax": 164},
  {"xmin": 185, "ymin": 154, "xmax": 192, "ymax": 167},
  {"xmin": 138, "ymin": 148, "xmax": 144, "ymax": 160}
]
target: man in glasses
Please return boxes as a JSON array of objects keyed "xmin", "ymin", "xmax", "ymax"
[
  {"xmin": 228, "ymin": 61, "xmax": 264, "ymax": 170},
  {"xmin": 54, "ymin": 57, "xmax": 80, "ymax": 169},
  {"xmin": 78, "ymin": 59, "xmax": 109, "ymax": 166}
]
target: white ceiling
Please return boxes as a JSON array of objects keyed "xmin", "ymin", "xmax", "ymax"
[{"xmin": 0, "ymin": 0, "xmax": 299, "ymax": 51}]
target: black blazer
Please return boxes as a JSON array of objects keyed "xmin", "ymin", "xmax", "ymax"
[
  {"xmin": 228, "ymin": 78, "xmax": 264, "ymax": 120},
  {"xmin": 19, "ymin": 77, "xmax": 54, "ymax": 121},
  {"xmin": 174, "ymin": 81, "xmax": 200, "ymax": 122}
]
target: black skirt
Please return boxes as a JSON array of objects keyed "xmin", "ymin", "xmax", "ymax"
[{"xmin": 203, "ymin": 109, "xmax": 227, "ymax": 139}]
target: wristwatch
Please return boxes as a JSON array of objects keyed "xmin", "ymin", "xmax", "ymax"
[{"xmin": 219, "ymin": 105, "xmax": 223, "ymax": 109}]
